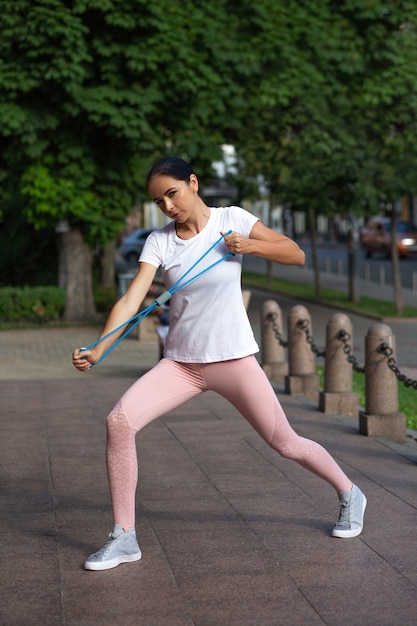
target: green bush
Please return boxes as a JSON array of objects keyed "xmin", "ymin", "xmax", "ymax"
[{"xmin": 0, "ymin": 286, "xmax": 66, "ymax": 324}]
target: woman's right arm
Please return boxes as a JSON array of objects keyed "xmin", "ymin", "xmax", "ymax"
[{"xmin": 72, "ymin": 262, "xmax": 158, "ymax": 371}]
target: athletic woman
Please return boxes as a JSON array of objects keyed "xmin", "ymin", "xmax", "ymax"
[{"xmin": 72, "ymin": 156, "xmax": 366, "ymax": 571}]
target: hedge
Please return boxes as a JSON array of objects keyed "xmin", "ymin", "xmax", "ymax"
[{"xmin": 0, "ymin": 286, "xmax": 66, "ymax": 324}]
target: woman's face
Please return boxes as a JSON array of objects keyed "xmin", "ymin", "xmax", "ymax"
[{"xmin": 147, "ymin": 174, "xmax": 199, "ymax": 223}]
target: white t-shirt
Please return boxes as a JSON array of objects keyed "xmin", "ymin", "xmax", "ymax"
[{"xmin": 140, "ymin": 205, "xmax": 259, "ymax": 363}]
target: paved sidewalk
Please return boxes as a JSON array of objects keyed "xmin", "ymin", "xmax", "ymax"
[{"xmin": 1, "ymin": 294, "xmax": 417, "ymax": 625}]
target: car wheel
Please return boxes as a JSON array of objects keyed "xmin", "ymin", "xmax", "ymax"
[{"xmin": 365, "ymin": 248, "xmax": 372, "ymax": 258}]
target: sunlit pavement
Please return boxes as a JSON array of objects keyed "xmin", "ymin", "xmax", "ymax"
[{"xmin": 1, "ymin": 292, "xmax": 416, "ymax": 625}]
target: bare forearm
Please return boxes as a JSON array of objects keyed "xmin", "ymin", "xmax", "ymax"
[
  {"xmin": 223, "ymin": 222, "xmax": 305, "ymax": 266},
  {"xmin": 94, "ymin": 296, "xmax": 140, "ymax": 357},
  {"xmin": 94, "ymin": 266, "xmax": 157, "ymax": 356},
  {"xmin": 244, "ymin": 237, "xmax": 305, "ymax": 265},
  {"xmin": 73, "ymin": 262, "xmax": 157, "ymax": 370}
]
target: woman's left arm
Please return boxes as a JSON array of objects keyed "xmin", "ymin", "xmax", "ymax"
[{"xmin": 223, "ymin": 221, "xmax": 305, "ymax": 266}]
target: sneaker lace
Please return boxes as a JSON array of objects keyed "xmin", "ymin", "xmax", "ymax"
[
  {"xmin": 337, "ymin": 500, "xmax": 351, "ymax": 526},
  {"xmin": 94, "ymin": 532, "xmax": 119, "ymax": 558}
]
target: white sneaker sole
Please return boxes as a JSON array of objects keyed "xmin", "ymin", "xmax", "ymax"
[{"xmin": 84, "ymin": 550, "xmax": 142, "ymax": 571}]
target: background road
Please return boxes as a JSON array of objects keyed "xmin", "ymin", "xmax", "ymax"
[{"xmin": 244, "ymin": 242, "xmax": 417, "ymax": 293}]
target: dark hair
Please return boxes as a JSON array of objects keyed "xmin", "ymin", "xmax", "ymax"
[{"xmin": 146, "ymin": 156, "xmax": 196, "ymax": 188}]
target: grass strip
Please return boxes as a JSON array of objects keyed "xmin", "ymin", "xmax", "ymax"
[
  {"xmin": 316, "ymin": 366, "xmax": 417, "ymax": 431},
  {"xmin": 242, "ymin": 270, "xmax": 417, "ymax": 318}
]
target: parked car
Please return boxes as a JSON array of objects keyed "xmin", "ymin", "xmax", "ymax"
[
  {"xmin": 118, "ymin": 228, "xmax": 156, "ymax": 264},
  {"xmin": 359, "ymin": 217, "xmax": 417, "ymax": 258}
]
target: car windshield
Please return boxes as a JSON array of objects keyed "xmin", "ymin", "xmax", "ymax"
[{"xmin": 396, "ymin": 221, "xmax": 417, "ymax": 233}]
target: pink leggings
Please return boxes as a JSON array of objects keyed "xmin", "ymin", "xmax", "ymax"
[{"xmin": 106, "ymin": 356, "xmax": 351, "ymax": 529}]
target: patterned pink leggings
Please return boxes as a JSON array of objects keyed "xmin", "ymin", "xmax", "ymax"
[{"xmin": 106, "ymin": 356, "xmax": 352, "ymax": 529}]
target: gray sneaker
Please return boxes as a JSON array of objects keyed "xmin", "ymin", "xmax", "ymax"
[
  {"xmin": 332, "ymin": 484, "xmax": 367, "ymax": 538},
  {"xmin": 84, "ymin": 525, "xmax": 142, "ymax": 571}
]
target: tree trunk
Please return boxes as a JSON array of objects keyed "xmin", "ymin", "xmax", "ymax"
[
  {"xmin": 347, "ymin": 218, "xmax": 359, "ymax": 303},
  {"xmin": 57, "ymin": 234, "xmax": 68, "ymax": 289},
  {"xmin": 308, "ymin": 207, "xmax": 321, "ymax": 297},
  {"xmin": 58, "ymin": 228, "xmax": 97, "ymax": 322},
  {"xmin": 267, "ymin": 194, "xmax": 274, "ymax": 283},
  {"xmin": 100, "ymin": 240, "xmax": 116, "ymax": 288},
  {"xmin": 390, "ymin": 215, "xmax": 404, "ymax": 315}
]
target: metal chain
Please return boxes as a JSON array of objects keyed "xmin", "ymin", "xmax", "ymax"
[
  {"xmin": 266, "ymin": 312, "xmax": 288, "ymax": 347},
  {"xmin": 267, "ymin": 315, "xmax": 416, "ymax": 390},
  {"xmin": 377, "ymin": 343, "xmax": 417, "ymax": 390},
  {"xmin": 296, "ymin": 319, "xmax": 326, "ymax": 358},
  {"xmin": 335, "ymin": 329, "xmax": 365, "ymax": 374}
]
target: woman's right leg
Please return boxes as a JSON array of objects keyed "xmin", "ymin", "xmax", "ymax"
[{"xmin": 106, "ymin": 359, "xmax": 205, "ymax": 530}]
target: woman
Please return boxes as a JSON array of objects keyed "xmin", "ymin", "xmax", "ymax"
[{"xmin": 73, "ymin": 156, "xmax": 366, "ymax": 571}]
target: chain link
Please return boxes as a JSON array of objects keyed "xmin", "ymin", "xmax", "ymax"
[
  {"xmin": 335, "ymin": 329, "xmax": 365, "ymax": 374},
  {"xmin": 377, "ymin": 343, "xmax": 417, "ymax": 390},
  {"xmin": 266, "ymin": 312, "xmax": 288, "ymax": 347},
  {"xmin": 267, "ymin": 313, "xmax": 417, "ymax": 390},
  {"xmin": 296, "ymin": 319, "xmax": 326, "ymax": 358}
]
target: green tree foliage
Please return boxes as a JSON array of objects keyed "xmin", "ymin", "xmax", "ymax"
[
  {"xmin": 233, "ymin": 0, "xmax": 417, "ymax": 212},
  {"xmin": 231, "ymin": 0, "xmax": 417, "ymax": 310},
  {"xmin": 0, "ymin": 0, "xmax": 244, "ymax": 319},
  {"xmin": 1, "ymin": 0, "xmax": 241, "ymax": 241},
  {"xmin": 2, "ymin": 0, "xmax": 417, "ymax": 318}
]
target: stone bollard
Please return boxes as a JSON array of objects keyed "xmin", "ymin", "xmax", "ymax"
[
  {"xmin": 285, "ymin": 304, "xmax": 320, "ymax": 402},
  {"xmin": 359, "ymin": 323, "xmax": 406, "ymax": 443},
  {"xmin": 261, "ymin": 300, "xmax": 288, "ymax": 385},
  {"xmin": 319, "ymin": 313, "xmax": 359, "ymax": 418}
]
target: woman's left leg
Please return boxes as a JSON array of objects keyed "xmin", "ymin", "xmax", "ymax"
[{"xmin": 200, "ymin": 356, "xmax": 352, "ymax": 493}]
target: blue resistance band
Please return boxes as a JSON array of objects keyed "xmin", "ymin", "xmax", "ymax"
[{"xmin": 80, "ymin": 230, "xmax": 234, "ymax": 367}]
